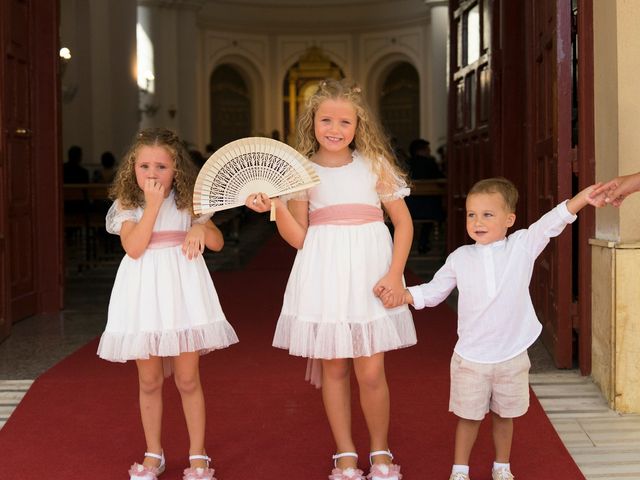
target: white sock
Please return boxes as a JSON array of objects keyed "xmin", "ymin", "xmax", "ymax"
[
  {"xmin": 452, "ymin": 464, "xmax": 470, "ymax": 475},
  {"xmin": 493, "ymin": 462, "xmax": 510, "ymax": 472}
]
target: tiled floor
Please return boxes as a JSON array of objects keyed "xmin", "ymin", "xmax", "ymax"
[
  {"xmin": 1, "ymin": 217, "xmax": 639, "ymax": 478},
  {"xmin": 530, "ymin": 372, "xmax": 640, "ymax": 479}
]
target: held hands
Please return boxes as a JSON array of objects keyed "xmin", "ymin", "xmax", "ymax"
[
  {"xmin": 373, "ymin": 273, "xmax": 409, "ymax": 308},
  {"xmin": 567, "ymin": 183, "xmax": 608, "ymax": 214},
  {"xmin": 143, "ymin": 178, "xmax": 166, "ymax": 211},
  {"xmin": 182, "ymin": 224, "xmax": 205, "ymax": 260},
  {"xmin": 588, "ymin": 173, "xmax": 640, "ymax": 207}
]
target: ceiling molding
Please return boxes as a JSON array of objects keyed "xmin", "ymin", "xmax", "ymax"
[{"xmin": 196, "ymin": 0, "xmax": 432, "ymax": 33}]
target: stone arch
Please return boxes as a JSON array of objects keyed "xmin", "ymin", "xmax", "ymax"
[
  {"xmin": 366, "ymin": 53, "xmax": 423, "ymax": 156},
  {"xmin": 206, "ymin": 54, "xmax": 266, "ymax": 147},
  {"xmin": 279, "ymin": 46, "xmax": 346, "ymax": 143},
  {"xmin": 209, "ymin": 65, "xmax": 252, "ymax": 150}
]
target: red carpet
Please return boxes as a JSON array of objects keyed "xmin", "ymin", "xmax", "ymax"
[{"xmin": 0, "ymin": 235, "xmax": 585, "ymax": 479}]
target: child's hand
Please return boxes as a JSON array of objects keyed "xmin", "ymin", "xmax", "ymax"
[
  {"xmin": 586, "ymin": 188, "xmax": 609, "ymax": 207},
  {"xmin": 378, "ymin": 287, "xmax": 412, "ymax": 308},
  {"xmin": 143, "ymin": 178, "xmax": 165, "ymax": 211},
  {"xmin": 589, "ymin": 173, "xmax": 640, "ymax": 207},
  {"xmin": 373, "ymin": 273, "xmax": 405, "ymax": 308},
  {"xmin": 182, "ymin": 224, "xmax": 205, "ymax": 259},
  {"xmin": 567, "ymin": 183, "xmax": 603, "ymax": 214},
  {"xmin": 245, "ymin": 192, "xmax": 272, "ymax": 213}
]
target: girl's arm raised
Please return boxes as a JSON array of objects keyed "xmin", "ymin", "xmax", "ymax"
[
  {"xmin": 373, "ymin": 197, "xmax": 413, "ymax": 307},
  {"xmin": 119, "ymin": 180, "xmax": 164, "ymax": 258},
  {"xmin": 246, "ymin": 193, "xmax": 309, "ymax": 249}
]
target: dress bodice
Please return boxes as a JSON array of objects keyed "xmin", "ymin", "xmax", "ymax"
[{"xmin": 308, "ymin": 152, "xmax": 381, "ymax": 211}]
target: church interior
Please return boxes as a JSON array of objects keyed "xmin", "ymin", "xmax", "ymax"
[{"xmin": 1, "ymin": 0, "xmax": 640, "ymax": 478}]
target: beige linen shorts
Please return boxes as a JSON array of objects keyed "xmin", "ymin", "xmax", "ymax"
[{"xmin": 449, "ymin": 351, "xmax": 531, "ymax": 421}]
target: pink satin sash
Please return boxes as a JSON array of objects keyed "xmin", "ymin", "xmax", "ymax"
[
  {"xmin": 308, "ymin": 203, "xmax": 384, "ymax": 226},
  {"xmin": 147, "ymin": 231, "xmax": 187, "ymax": 249}
]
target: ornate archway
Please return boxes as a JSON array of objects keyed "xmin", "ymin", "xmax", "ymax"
[
  {"xmin": 379, "ymin": 62, "xmax": 420, "ymax": 159},
  {"xmin": 210, "ymin": 64, "xmax": 252, "ymax": 150},
  {"xmin": 282, "ymin": 47, "xmax": 344, "ymax": 144}
]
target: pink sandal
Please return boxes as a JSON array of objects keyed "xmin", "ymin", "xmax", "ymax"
[
  {"xmin": 129, "ymin": 452, "xmax": 166, "ymax": 480},
  {"xmin": 367, "ymin": 450, "xmax": 402, "ymax": 480},
  {"xmin": 182, "ymin": 454, "xmax": 216, "ymax": 480},
  {"xmin": 329, "ymin": 452, "xmax": 366, "ymax": 480}
]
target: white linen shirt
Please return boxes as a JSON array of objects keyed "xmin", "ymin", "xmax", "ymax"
[{"xmin": 407, "ymin": 201, "xmax": 577, "ymax": 364}]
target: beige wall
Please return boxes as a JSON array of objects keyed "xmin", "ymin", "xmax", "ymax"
[{"xmin": 592, "ymin": 0, "xmax": 640, "ymax": 413}]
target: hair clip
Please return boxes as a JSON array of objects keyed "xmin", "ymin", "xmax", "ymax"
[{"xmin": 352, "ymin": 86, "xmax": 362, "ymax": 94}]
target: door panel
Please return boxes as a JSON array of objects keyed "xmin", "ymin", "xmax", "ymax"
[
  {"xmin": 448, "ymin": 0, "xmax": 576, "ymax": 367},
  {"xmin": 3, "ymin": 0, "xmax": 37, "ymax": 322},
  {"xmin": 448, "ymin": 0, "xmax": 494, "ymax": 250},
  {"xmin": 528, "ymin": 0, "xmax": 573, "ymax": 367}
]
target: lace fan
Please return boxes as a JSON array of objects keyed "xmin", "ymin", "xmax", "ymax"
[{"xmin": 193, "ymin": 137, "xmax": 319, "ymax": 216}]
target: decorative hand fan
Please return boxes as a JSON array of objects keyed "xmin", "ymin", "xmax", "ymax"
[{"xmin": 193, "ymin": 137, "xmax": 320, "ymax": 218}]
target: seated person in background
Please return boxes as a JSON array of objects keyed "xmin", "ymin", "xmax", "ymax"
[
  {"xmin": 63, "ymin": 145, "xmax": 89, "ymax": 184},
  {"xmin": 408, "ymin": 138, "xmax": 443, "ymax": 179},
  {"xmin": 405, "ymin": 138, "xmax": 446, "ymax": 253},
  {"xmin": 391, "ymin": 136, "xmax": 410, "ymax": 170},
  {"xmin": 93, "ymin": 151, "xmax": 117, "ymax": 184}
]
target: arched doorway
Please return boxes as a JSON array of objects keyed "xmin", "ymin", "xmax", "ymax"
[
  {"xmin": 210, "ymin": 65, "xmax": 251, "ymax": 150},
  {"xmin": 282, "ymin": 47, "xmax": 344, "ymax": 144},
  {"xmin": 379, "ymin": 62, "xmax": 420, "ymax": 162}
]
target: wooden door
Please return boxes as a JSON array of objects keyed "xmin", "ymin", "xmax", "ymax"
[
  {"xmin": 2, "ymin": 0, "xmax": 38, "ymax": 327},
  {"xmin": 527, "ymin": 0, "xmax": 573, "ymax": 367},
  {"xmin": 0, "ymin": 0, "xmax": 9, "ymax": 340},
  {"xmin": 448, "ymin": 0, "xmax": 495, "ymax": 250},
  {"xmin": 574, "ymin": 0, "xmax": 595, "ymax": 374}
]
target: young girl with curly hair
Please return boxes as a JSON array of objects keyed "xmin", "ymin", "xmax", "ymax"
[
  {"xmin": 98, "ymin": 128, "xmax": 238, "ymax": 480},
  {"xmin": 246, "ymin": 79, "xmax": 415, "ymax": 480}
]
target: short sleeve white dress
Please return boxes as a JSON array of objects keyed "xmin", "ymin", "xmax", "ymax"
[
  {"xmin": 97, "ymin": 190, "xmax": 238, "ymax": 362},
  {"xmin": 273, "ymin": 151, "xmax": 416, "ymax": 360}
]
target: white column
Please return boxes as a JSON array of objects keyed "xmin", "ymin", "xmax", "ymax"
[
  {"xmin": 59, "ymin": 0, "xmax": 137, "ymax": 170},
  {"xmin": 427, "ymin": 4, "xmax": 448, "ymax": 149},
  {"xmin": 90, "ymin": 0, "xmax": 138, "ymax": 162},
  {"xmin": 176, "ymin": 7, "xmax": 200, "ymax": 147},
  {"xmin": 60, "ymin": 0, "xmax": 94, "ymax": 167},
  {"xmin": 139, "ymin": 1, "xmax": 203, "ymax": 149}
]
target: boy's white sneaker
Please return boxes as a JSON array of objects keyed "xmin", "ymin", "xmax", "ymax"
[
  {"xmin": 492, "ymin": 468, "xmax": 515, "ymax": 480},
  {"xmin": 449, "ymin": 473, "xmax": 470, "ymax": 480}
]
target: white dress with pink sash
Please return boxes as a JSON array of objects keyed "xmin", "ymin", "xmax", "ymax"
[
  {"xmin": 273, "ymin": 151, "xmax": 416, "ymax": 363},
  {"xmin": 97, "ymin": 190, "xmax": 238, "ymax": 362}
]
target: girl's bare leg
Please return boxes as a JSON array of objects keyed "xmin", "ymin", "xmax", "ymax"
[
  {"xmin": 174, "ymin": 351, "xmax": 208, "ymax": 469},
  {"xmin": 136, "ymin": 356, "xmax": 164, "ymax": 468},
  {"xmin": 322, "ymin": 358, "xmax": 358, "ymax": 470},
  {"xmin": 354, "ymin": 353, "xmax": 391, "ymax": 465}
]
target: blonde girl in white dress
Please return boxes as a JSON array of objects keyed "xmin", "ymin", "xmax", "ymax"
[
  {"xmin": 246, "ymin": 79, "xmax": 415, "ymax": 480},
  {"xmin": 98, "ymin": 128, "xmax": 238, "ymax": 480}
]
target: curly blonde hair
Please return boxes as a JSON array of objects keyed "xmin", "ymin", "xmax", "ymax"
[
  {"xmin": 109, "ymin": 128, "xmax": 199, "ymax": 215},
  {"xmin": 295, "ymin": 78, "xmax": 407, "ymax": 187}
]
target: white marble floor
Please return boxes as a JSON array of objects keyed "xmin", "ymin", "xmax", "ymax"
[
  {"xmin": 0, "ymin": 380, "xmax": 32, "ymax": 430},
  {"xmin": 530, "ymin": 371, "xmax": 640, "ymax": 479}
]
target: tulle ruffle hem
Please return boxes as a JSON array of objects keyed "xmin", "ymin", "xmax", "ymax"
[
  {"xmin": 273, "ymin": 309, "xmax": 416, "ymax": 359},
  {"xmin": 97, "ymin": 322, "xmax": 238, "ymax": 362}
]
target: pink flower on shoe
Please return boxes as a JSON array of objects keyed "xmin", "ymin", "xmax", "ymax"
[
  {"xmin": 129, "ymin": 463, "xmax": 161, "ymax": 480},
  {"xmin": 329, "ymin": 466, "xmax": 366, "ymax": 480},
  {"xmin": 367, "ymin": 463, "xmax": 402, "ymax": 480},
  {"xmin": 182, "ymin": 466, "xmax": 217, "ymax": 480}
]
